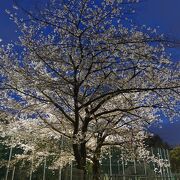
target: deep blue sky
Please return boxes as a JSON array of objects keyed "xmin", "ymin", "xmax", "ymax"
[
  {"xmin": 0, "ymin": 0, "xmax": 179, "ymax": 146},
  {"xmin": 135, "ymin": 0, "xmax": 180, "ymax": 146}
]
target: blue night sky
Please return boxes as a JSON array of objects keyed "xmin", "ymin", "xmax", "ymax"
[{"xmin": 0, "ymin": 0, "xmax": 179, "ymax": 146}]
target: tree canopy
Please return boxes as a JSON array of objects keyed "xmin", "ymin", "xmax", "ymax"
[{"xmin": 0, "ymin": 0, "xmax": 179, "ymax": 179}]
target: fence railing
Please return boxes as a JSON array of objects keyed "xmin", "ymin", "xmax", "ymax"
[
  {"xmin": 64, "ymin": 173, "xmax": 180, "ymax": 180},
  {"xmin": 1, "ymin": 166, "xmax": 180, "ymax": 180},
  {"xmin": 1, "ymin": 147, "xmax": 178, "ymax": 180}
]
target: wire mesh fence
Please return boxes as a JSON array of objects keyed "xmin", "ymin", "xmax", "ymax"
[
  {"xmin": 1, "ymin": 165, "xmax": 180, "ymax": 180},
  {"xmin": 1, "ymin": 147, "xmax": 179, "ymax": 180}
]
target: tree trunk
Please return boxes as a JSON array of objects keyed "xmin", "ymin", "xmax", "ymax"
[
  {"xmin": 92, "ymin": 138, "xmax": 105, "ymax": 180},
  {"xmin": 73, "ymin": 143, "xmax": 87, "ymax": 180},
  {"xmin": 92, "ymin": 156, "xmax": 101, "ymax": 180}
]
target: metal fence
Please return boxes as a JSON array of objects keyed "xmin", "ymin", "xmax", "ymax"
[
  {"xmin": 2, "ymin": 166, "xmax": 180, "ymax": 180},
  {"xmin": 2, "ymin": 147, "xmax": 179, "ymax": 180}
]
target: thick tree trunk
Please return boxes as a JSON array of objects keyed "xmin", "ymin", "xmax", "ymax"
[
  {"xmin": 73, "ymin": 143, "xmax": 87, "ymax": 180},
  {"xmin": 92, "ymin": 156, "xmax": 101, "ymax": 180},
  {"xmin": 92, "ymin": 137, "xmax": 105, "ymax": 180}
]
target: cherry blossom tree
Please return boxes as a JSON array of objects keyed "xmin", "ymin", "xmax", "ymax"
[
  {"xmin": 0, "ymin": 0, "xmax": 179, "ymax": 179},
  {"xmin": 0, "ymin": 117, "xmax": 73, "ymax": 172}
]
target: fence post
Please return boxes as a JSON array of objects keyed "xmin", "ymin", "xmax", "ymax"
[
  {"xmin": 134, "ymin": 159, "xmax": 137, "ymax": 180},
  {"xmin": 163, "ymin": 148, "xmax": 169, "ymax": 179},
  {"xmin": 143, "ymin": 160, "xmax": 147, "ymax": 180},
  {"xmin": 121, "ymin": 153, "xmax": 125, "ymax": 180},
  {"xmin": 158, "ymin": 148, "xmax": 163, "ymax": 179},
  {"xmin": 5, "ymin": 145, "xmax": 13, "ymax": 180},
  {"xmin": 161, "ymin": 148, "xmax": 166, "ymax": 180},
  {"xmin": 59, "ymin": 135, "xmax": 64, "ymax": 180},
  {"xmin": 59, "ymin": 166, "xmax": 62, "ymax": 180},
  {"xmin": 70, "ymin": 161, "xmax": 73, "ymax": 180},
  {"xmin": 109, "ymin": 146, "xmax": 112, "ymax": 178},
  {"xmin": 29, "ymin": 150, "xmax": 34, "ymax": 180},
  {"xmin": 11, "ymin": 166, "xmax": 15, "ymax": 180},
  {"xmin": 43, "ymin": 156, "xmax": 46, "ymax": 180},
  {"xmin": 166, "ymin": 149, "xmax": 172, "ymax": 179},
  {"xmin": 151, "ymin": 147, "xmax": 157, "ymax": 180}
]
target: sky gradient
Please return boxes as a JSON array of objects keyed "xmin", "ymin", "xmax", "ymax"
[{"xmin": 0, "ymin": 0, "xmax": 179, "ymax": 146}]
